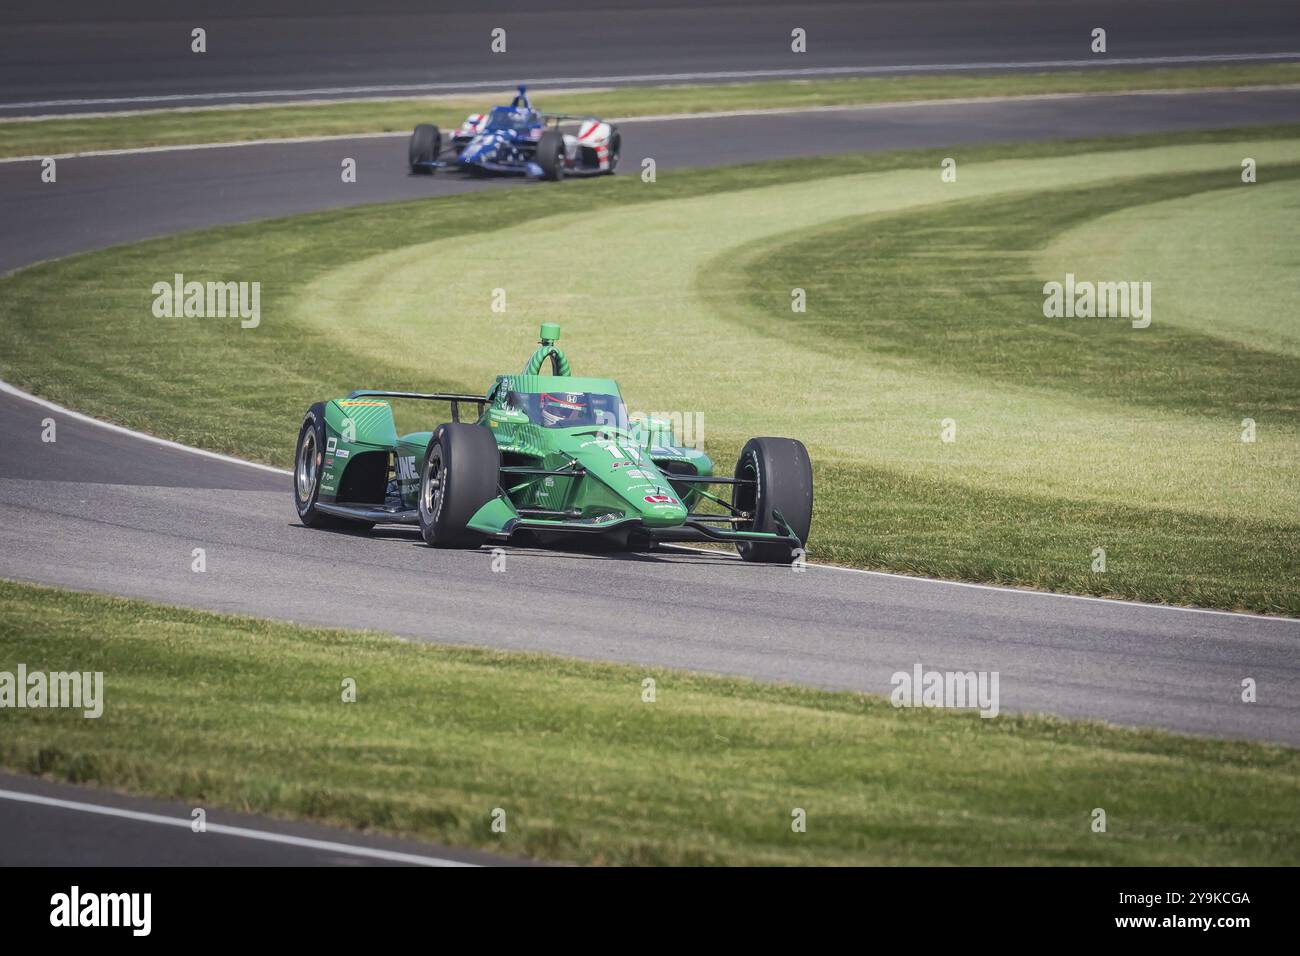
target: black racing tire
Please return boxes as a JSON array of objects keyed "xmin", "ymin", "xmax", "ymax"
[
  {"xmin": 731, "ymin": 437, "xmax": 813, "ymax": 564},
  {"xmin": 418, "ymin": 423, "xmax": 500, "ymax": 548},
  {"xmin": 606, "ymin": 128, "xmax": 621, "ymax": 173},
  {"xmin": 294, "ymin": 405, "xmax": 373, "ymax": 531},
  {"xmin": 409, "ymin": 123, "xmax": 441, "ymax": 174},
  {"xmin": 537, "ymin": 128, "xmax": 565, "ymax": 181}
]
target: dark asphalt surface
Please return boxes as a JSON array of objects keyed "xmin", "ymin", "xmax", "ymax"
[
  {"xmin": 2, "ymin": 1, "xmax": 1299, "ymax": 112},
  {"xmin": 4, "ymin": 87, "xmax": 1300, "ymax": 274},
  {"xmin": 0, "ymin": 773, "xmax": 512, "ymax": 865},
  {"xmin": 2, "ymin": 386, "xmax": 1298, "ymax": 747}
]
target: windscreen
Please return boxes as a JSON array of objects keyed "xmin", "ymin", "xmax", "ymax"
[
  {"xmin": 485, "ymin": 107, "xmax": 538, "ymax": 133},
  {"xmin": 508, "ymin": 391, "xmax": 626, "ymax": 429}
]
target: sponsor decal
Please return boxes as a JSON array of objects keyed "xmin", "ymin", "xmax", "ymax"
[
  {"xmin": 326, "ymin": 437, "xmax": 337, "ymax": 453},
  {"xmin": 336, "ymin": 449, "xmax": 350, "ymax": 458},
  {"xmin": 397, "ymin": 456, "xmax": 419, "ymax": 482},
  {"xmin": 644, "ymin": 494, "xmax": 679, "ymax": 506}
]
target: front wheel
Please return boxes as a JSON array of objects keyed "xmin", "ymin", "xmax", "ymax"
[
  {"xmin": 418, "ymin": 423, "xmax": 500, "ymax": 548},
  {"xmin": 537, "ymin": 129, "xmax": 565, "ymax": 181},
  {"xmin": 732, "ymin": 437, "xmax": 813, "ymax": 564},
  {"xmin": 409, "ymin": 123, "xmax": 441, "ymax": 174}
]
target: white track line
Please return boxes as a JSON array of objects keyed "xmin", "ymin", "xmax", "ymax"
[
  {"xmin": 0, "ymin": 129, "xmax": 408, "ymax": 165},
  {"xmin": 4, "ymin": 83, "xmax": 1298, "ymax": 165},
  {"xmin": 614, "ymin": 83, "xmax": 1300, "ymax": 123},
  {"xmin": 0, "ymin": 787, "xmax": 477, "ymax": 866},
  {"xmin": 0, "ymin": 379, "xmax": 290, "ymax": 476},
  {"xmin": 0, "ymin": 87, "xmax": 617, "ymax": 123},
  {"xmin": 4, "ymin": 379, "xmax": 1293, "ymax": 624},
  {"xmin": 667, "ymin": 548, "xmax": 1298, "ymax": 624},
  {"xmin": 3, "ymin": 52, "xmax": 1299, "ymax": 112}
]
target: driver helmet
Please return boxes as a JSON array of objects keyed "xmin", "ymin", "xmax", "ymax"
[{"xmin": 541, "ymin": 392, "xmax": 587, "ymax": 427}]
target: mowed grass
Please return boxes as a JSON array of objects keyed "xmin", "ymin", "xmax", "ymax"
[
  {"xmin": 3, "ymin": 63, "xmax": 1298, "ymax": 159},
  {"xmin": 1, "ymin": 126, "xmax": 1298, "ymax": 612},
  {"xmin": 2, "ymin": 579, "xmax": 1297, "ymax": 865},
  {"xmin": 714, "ymin": 170, "xmax": 1300, "ymax": 609}
]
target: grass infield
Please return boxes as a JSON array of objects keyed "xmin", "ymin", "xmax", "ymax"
[
  {"xmin": 1, "ymin": 579, "xmax": 1296, "ymax": 865},
  {"xmin": 2, "ymin": 125, "xmax": 1295, "ymax": 613}
]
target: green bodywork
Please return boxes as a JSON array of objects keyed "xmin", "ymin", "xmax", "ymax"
[{"xmin": 312, "ymin": 325, "xmax": 794, "ymax": 548}]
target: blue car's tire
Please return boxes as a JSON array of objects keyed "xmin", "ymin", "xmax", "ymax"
[
  {"xmin": 732, "ymin": 437, "xmax": 813, "ymax": 564},
  {"xmin": 607, "ymin": 128, "xmax": 621, "ymax": 173},
  {"xmin": 537, "ymin": 129, "xmax": 565, "ymax": 181},
  {"xmin": 409, "ymin": 123, "xmax": 441, "ymax": 174},
  {"xmin": 418, "ymin": 423, "xmax": 500, "ymax": 548}
]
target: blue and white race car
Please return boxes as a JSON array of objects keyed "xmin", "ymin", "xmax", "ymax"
[{"xmin": 408, "ymin": 86, "xmax": 621, "ymax": 181}]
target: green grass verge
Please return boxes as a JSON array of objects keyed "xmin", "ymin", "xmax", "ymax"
[
  {"xmin": 1, "ymin": 125, "xmax": 1297, "ymax": 613},
  {"xmin": 4, "ymin": 64, "xmax": 1298, "ymax": 159},
  {"xmin": 713, "ymin": 166, "xmax": 1300, "ymax": 609},
  {"xmin": 2, "ymin": 578, "xmax": 1296, "ymax": 865}
]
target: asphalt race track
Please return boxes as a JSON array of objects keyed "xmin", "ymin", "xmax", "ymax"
[
  {"xmin": 0, "ymin": 772, "xmax": 510, "ymax": 866},
  {"xmin": 3, "ymin": 1, "xmax": 1299, "ymax": 112},
  {"xmin": 2, "ymin": 87, "xmax": 1300, "ymax": 744},
  {"xmin": 5, "ymin": 88, "xmax": 1300, "ymax": 273},
  {"xmin": 2, "ymin": 6, "xmax": 1300, "ymax": 864},
  {"xmin": 2, "ymin": 379, "xmax": 1298, "ymax": 750}
]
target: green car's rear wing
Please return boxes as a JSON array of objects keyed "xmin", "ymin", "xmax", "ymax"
[{"xmin": 346, "ymin": 389, "xmax": 486, "ymax": 423}]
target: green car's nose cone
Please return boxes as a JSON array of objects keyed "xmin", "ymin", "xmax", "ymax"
[{"xmin": 565, "ymin": 434, "xmax": 689, "ymax": 526}]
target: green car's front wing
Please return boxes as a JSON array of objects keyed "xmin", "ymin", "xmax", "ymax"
[{"xmin": 464, "ymin": 473, "xmax": 803, "ymax": 550}]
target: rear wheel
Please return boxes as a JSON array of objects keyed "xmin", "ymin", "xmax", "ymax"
[
  {"xmin": 418, "ymin": 423, "xmax": 500, "ymax": 548},
  {"xmin": 537, "ymin": 129, "xmax": 565, "ymax": 181},
  {"xmin": 732, "ymin": 437, "xmax": 813, "ymax": 564},
  {"xmin": 409, "ymin": 123, "xmax": 441, "ymax": 174},
  {"xmin": 294, "ymin": 405, "xmax": 372, "ymax": 530},
  {"xmin": 607, "ymin": 128, "xmax": 621, "ymax": 173}
]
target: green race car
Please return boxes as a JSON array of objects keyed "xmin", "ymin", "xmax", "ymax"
[{"xmin": 293, "ymin": 324, "xmax": 812, "ymax": 562}]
